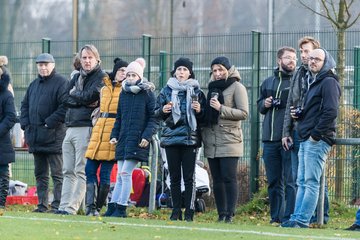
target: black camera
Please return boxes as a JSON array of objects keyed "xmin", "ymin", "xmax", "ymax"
[
  {"xmin": 272, "ymin": 98, "xmax": 281, "ymax": 108},
  {"xmin": 287, "ymin": 139, "xmax": 294, "ymax": 150},
  {"xmin": 294, "ymin": 106, "xmax": 303, "ymax": 118}
]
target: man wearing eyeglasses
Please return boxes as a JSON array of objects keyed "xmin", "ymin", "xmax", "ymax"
[
  {"xmin": 282, "ymin": 37, "xmax": 330, "ymax": 224},
  {"xmin": 282, "ymin": 48, "xmax": 340, "ymax": 228},
  {"xmin": 257, "ymin": 46, "xmax": 297, "ymax": 225}
]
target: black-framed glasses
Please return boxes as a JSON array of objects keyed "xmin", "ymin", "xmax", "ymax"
[{"xmin": 309, "ymin": 57, "xmax": 324, "ymax": 63}]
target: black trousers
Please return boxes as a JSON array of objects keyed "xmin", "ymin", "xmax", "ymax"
[
  {"xmin": 208, "ymin": 157, "xmax": 239, "ymax": 216},
  {"xmin": 33, "ymin": 153, "xmax": 63, "ymax": 210},
  {"xmin": 165, "ymin": 146, "xmax": 197, "ymax": 210}
]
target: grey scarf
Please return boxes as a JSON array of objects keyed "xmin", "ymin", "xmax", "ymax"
[
  {"xmin": 122, "ymin": 78, "xmax": 155, "ymax": 94},
  {"xmin": 167, "ymin": 77, "xmax": 199, "ymax": 131}
]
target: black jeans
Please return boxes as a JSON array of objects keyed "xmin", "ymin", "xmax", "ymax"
[
  {"xmin": 33, "ymin": 153, "xmax": 63, "ymax": 210},
  {"xmin": 0, "ymin": 164, "xmax": 9, "ymax": 207},
  {"xmin": 208, "ymin": 157, "xmax": 239, "ymax": 216},
  {"xmin": 165, "ymin": 146, "xmax": 197, "ymax": 210}
]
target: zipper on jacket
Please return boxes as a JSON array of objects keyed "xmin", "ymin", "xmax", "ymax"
[{"xmin": 270, "ymin": 72, "xmax": 282, "ymax": 141}]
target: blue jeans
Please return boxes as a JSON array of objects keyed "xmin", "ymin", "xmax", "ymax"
[
  {"xmin": 354, "ymin": 208, "xmax": 360, "ymax": 225},
  {"xmin": 110, "ymin": 160, "xmax": 138, "ymax": 206},
  {"xmin": 85, "ymin": 159, "xmax": 114, "ymax": 185},
  {"xmin": 263, "ymin": 141, "xmax": 296, "ymax": 222},
  {"xmin": 290, "ymin": 139, "xmax": 331, "ymax": 225},
  {"xmin": 291, "ymin": 131, "xmax": 330, "ymax": 224}
]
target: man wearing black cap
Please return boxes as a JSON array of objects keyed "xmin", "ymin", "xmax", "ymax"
[{"xmin": 20, "ymin": 53, "xmax": 68, "ymax": 213}]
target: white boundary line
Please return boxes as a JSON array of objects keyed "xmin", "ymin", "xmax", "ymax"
[{"xmin": 2, "ymin": 216, "xmax": 358, "ymax": 240}]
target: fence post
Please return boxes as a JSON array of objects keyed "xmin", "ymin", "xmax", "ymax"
[
  {"xmin": 352, "ymin": 47, "xmax": 360, "ymax": 201},
  {"xmin": 159, "ymin": 51, "xmax": 167, "ymax": 88},
  {"xmin": 148, "ymin": 135, "xmax": 159, "ymax": 213},
  {"xmin": 250, "ymin": 31, "xmax": 261, "ymax": 195},
  {"xmin": 142, "ymin": 34, "xmax": 152, "ymax": 81},
  {"xmin": 42, "ymin": 38, "xmax": 51, "ymax": 53}
]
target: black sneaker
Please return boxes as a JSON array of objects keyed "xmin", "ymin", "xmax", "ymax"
[{"xmin": 345, "ymin": 224, "xmax": 360, "ymax": 231}]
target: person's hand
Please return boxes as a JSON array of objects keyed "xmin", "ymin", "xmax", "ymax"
[
  {"xmin": 109, "ymin": 138, "xmax": 118, "ymax": 144},
  {"xmin": 290, "ymin": 106, "xmax": 299, "ymax": 119},
  {"xmin": 139, "ymin": 138, "xmax": 149, "ymax": 148},
  {"xmin": 210, "ymin": 98, "xmax": 221, "ymax": 111},
  {"xmin": 264, "ymin": 96, "xmax": 273, "ymax": 108},
  {"xmin": 282, "ymin": 136, "xmax": 293, "ymax": 151},
  {"xmin": 191, "ymin": 101, "xmax": 201, "ymax": 113},
  {"xmin": 163, "ymin": 102, "xmax": 173, "ymax": 114}
]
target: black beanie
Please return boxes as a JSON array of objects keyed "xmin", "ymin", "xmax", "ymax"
[
  {"xmin": 171, "ymin": 57, "xmax": 195, "ymax": 79},
  {"xmin": 211, "ymin": 56, "xmax": 231, "ymax": 70},
  {"xmin": 110, "ymin": 58, "xmax": 128, "ymax": 80}
]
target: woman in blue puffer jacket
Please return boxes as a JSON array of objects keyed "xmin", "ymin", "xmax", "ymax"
[{"xmin": 154, "ymin": 57, "xmax": 206, "ymax": 222}]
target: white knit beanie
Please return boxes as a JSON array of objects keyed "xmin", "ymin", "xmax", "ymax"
[{"xmin": 126, "ymin": 58, "xmax": 146, "ymax": 79}]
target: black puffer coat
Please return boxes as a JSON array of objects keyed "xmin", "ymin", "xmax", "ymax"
[
  {"xmin": 20, "ymin": 70, "xmax": 68, "ymax": 153},
  {"xmin": 110, "ymin": 88, "xmax": 158, "ymax": 162},
  {"xmin": 0, "ymin": 73, "xmax": 16, "ymax": 164},
  {"xmin": 154, "ymin": 83, "xmax": 206, "ymax": 148}
]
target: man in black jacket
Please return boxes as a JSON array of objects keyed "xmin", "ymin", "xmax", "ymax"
[
  {"xmin": 20, "ymin": 53, "xmax": 68, "ymax": 213},
  {"xmin": 282, "ymin": 48, "xmax": 341, "ymax": 228},
  {"xmin": 56, "ymin": 45, "xmax": 105, "ymax": 215},
  {"xmin": 257, "ymin": 47, "xmax": 297, "ymax": 224}
]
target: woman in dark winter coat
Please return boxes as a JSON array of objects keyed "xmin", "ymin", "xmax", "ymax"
[
  {"xmin": 0, "ymin": 71, "xmax": 16, "ymax": 214},
  {"xmin": 109, "ymin": 58, "xmax": 158, "ymax": 218},
  {"xmin": 154, "ymin": 57, "xmax": 206, "ymax": 222}
]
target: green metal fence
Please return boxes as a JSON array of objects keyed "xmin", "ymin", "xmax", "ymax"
[{"xmin": 2, "ymin": 30, "xmax": 360, "ymax": 205}]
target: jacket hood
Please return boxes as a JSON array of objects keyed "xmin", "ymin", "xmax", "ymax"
[
  {"xmin": 0, "ymin": 72, "xmax": 10, "ymax": 92},
  {"xmin": 317, "ymin": 48, "xmax": 336, "ymax": 80}
]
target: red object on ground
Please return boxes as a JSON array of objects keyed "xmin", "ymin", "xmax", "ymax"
[
  {"xmin": 130, "ymin": 168, "xmax": 146, "ymax": 203},
  {"xmin": 6, "ymin": 196, "xmax": 38, "ymax": 205}
]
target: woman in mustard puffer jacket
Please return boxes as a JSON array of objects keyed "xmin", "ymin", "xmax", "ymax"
[{"xmin": 84, "ymin": 58, "xmax": 128, "ymax": 216}]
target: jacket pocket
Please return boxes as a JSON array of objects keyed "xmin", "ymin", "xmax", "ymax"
[
  {"xmin": 220, "ymin": 125, "xmax": 242, "ymax": 144},
  {"xmin": 36, "ymin": 126, "xmax": 56, "ymax": 145}
]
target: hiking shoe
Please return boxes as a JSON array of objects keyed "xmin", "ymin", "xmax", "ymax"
[{"xmin": 345, "ymin": 224, "xmax": 360, "ymax": 231}]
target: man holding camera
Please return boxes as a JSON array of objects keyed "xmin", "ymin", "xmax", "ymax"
[
  {"xmin": 257, "ymin": 46, "xmax": 297, "ymax": 224},
  {"xmin": 281, "ymin": 48, "xmax": 340, "ymax": 228}
]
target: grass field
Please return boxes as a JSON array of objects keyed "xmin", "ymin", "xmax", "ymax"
[{"xmin": 1, "ymin": 205, "xmax": 360, "ymax": 240}]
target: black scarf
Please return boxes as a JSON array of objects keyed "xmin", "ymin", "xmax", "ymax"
[{"xmin": 205, "ymin": 77, "xmax": 237, "ymax": 125}]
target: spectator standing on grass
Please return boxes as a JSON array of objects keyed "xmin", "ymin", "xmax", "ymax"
[
  {"xmin": 257, "ymin": 47, "xmax": 297, "ymax": 224},
  {"xmin": 56, "ymin": 45, "xmax": 106, "ymax": 215},
  {"xmin": 201, "ymin": 56, "xmax": 248, "ymax": 223},
  {"xmin": 345, "ymin": 208, "xmax": 360, "ymax": 231},
  {"xmin": 282, "ymin": 36, "xmax": 330, "ymax": 224},
  {"xmin": 281, "ymin": 48, "xmax": 340, "ymax": 228},
  {"xmin": 20, "ymin": 53, "xmax": 68, "ymax": 213},
  {"xmin": 84, "ymin": 58, "xmax": 128, "ymax": 216},
  {"xmin": 0, "ymin": 56, "xmax": 14, "ymax": 95},
  {"xmin": 109, "ymin": 58, "xmax": 158, "ymax": 218},
  {"xmin": 155, "ymin": 57, "xmax": 206, "ymax": 222},
  {"xmin": 0, "ymin": 67, "xmax": 16, "ymax": 215}
]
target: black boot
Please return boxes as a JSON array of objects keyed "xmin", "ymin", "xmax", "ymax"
[
  {"xmin": 217, "ymin": 212, "xmax": 227, "ymax": 222},
  {"xmin": 96, "ymin": 184, "xmax": 110, "ymax": 213},
  {"xmin": 0, "ymin": 169, "xmax": 9, "ymax": 208},
  {"xmin": 85, "ymin": 183, "xmax": 98, "ymax": 216},
  {"xmin": 111, "ymin": 204, "xmax": 127, "ymax": 218},
  {"xmin": 103, "ymin": 202, "xmax": 116, "ymax": 217},
  {"xmin": 225, "ymin": 213, "xmax": 234, "ymax": 223},
  {"xmin": 184, "ymin": 208, "xmax": 194, "ymax": 222},
  {"xmin": 170, "ymin": 208, "xmax": 182, "ymax": 221}
]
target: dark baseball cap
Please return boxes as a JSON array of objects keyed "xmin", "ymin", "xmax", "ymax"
[{"xmin": 36, "ymin": 53, "xmax": 55, "ymax": 63}]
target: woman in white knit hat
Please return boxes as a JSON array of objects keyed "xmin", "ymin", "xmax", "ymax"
[{"xmin": 109, "ymin": 58, "xmax": 158, "ymax": 218}]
